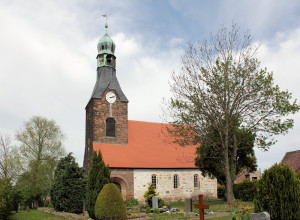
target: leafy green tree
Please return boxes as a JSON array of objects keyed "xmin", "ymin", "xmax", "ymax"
[
  {"xmin": 195, "ymin": 125, "xmax": 257, "ymax": 185},
  {"xmin": 86, "ymin": 151, "xmax": 110, "ymax": 219},
  {"xmin": 144, "ymin": 183, "xmax": 158, "ymax": 207},
  {"xmin": 50, "ymin": 153, "xmax": 86, "ymax": 214},
  {"xmin": 12, "ymin": 189, "xmax": 22, "ymax": 213},
  {"xmin": 15, "ymin": 116, "xmax": 65, "ymax": 208},
  {"xmin": 0, "ymin": 178, "xmax": 13, "ymax": 220},
  {"xmin": 163, "ymin": 23, "xmax": 300, "ymax": 204},
  {"xmin": 254, "ymin": 163, "xmax": 300, "ymax": 219}
]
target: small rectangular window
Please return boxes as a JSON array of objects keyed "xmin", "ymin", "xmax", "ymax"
[
  {"xmin": 152, "ymin": 175, "xmax": 157, "ymax": 189},
  {"xmin": 194, "ymin": 174, "xmax": 199, "ymax": 187},
  {"xmin": 174, "ymin": 175, "xmax": 179, "ymax": 188}
]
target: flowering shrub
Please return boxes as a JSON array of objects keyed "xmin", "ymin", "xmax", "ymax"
[
  {"xmin": 231, "ymin": 202, "xmax": 253, "ymax": 220},
  {"xmin": 127, "ymin": 213, "xmax": 146, "ymax": 219}
]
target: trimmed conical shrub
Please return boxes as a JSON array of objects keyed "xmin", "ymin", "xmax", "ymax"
[
  {"xmin": 94, "ymin": 183, "xmax": 127, "ymax": 220},
  {"xmin": 86, "ymin": 151, "xmax": 110, "ymax": 219},
  {"xmin": 254, "ymin": 163, "xmax": 300, "ymax": 219}
]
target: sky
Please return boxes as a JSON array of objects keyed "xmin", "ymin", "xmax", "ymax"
[{"xmin": 1, "ymin": 0, "xmax": 300, "ymax": 171}]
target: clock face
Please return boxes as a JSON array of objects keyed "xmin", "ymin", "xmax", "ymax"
[{"xmin": 106, "ymin": 92, "xmax": 116, "ymax": 104}]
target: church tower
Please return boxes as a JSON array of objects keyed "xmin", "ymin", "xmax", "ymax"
[{"xmin": 83, "ymin": 23, "xmax": 129, "ymax": 173}]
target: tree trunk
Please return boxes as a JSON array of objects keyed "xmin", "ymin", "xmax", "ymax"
[
  {"xmin": 33, "ymin": 199, "xmax": 38, "ymax": 209},
  {"xmin": 224, "ymin": 147, "xmax": 234, "ymax": 204},
  {"xmin": 231, "ymin": 130, "xmax": 238, "ymax": 181}
]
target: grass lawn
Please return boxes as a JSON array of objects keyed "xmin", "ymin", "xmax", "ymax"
[
  {"xmin": 9, "ymin": 209, "xmax": 66, "ymax": 220},
  {"xmin": 145, "ymin": 199, "xmax": 254, "ymax": 220},
  {"xmin": 148, "ymin": 213, "xmax": 233, "ymax": 220},
  {"xmin": 148, "ymin": 213, "xmax": 184, "ymax": 219},
  {"xmin": 169, "ymin": 199, "xmax": 253, "ymax": 212}
]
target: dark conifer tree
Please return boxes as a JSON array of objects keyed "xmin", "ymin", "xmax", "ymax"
[
  {"xmin": 254, "ymin": 163, "xmax": 300, "ymax": 219},
  {"xmin": 50, "ymin": 153, "xmax": 86, "ymax": 214},
  {"xmin": 86, "ymin": 151, "xmax": 110, "ymax": 219}
]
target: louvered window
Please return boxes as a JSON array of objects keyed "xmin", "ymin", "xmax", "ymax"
[{"xmin": 106, "ymin": 117, "xmax": 115, "ymax": 137}]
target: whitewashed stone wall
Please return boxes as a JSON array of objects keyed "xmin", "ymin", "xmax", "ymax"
[{"xmin": 133, "ymin": 168, "xmax": 217, "ymax": 203}]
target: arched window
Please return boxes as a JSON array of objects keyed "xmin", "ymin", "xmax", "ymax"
[
  {"xmin": 152, "ymin": 175, "xmax": 157, "ymax": 189},
  {"xmin": 194, "ymin": 174, "xmax": 199, "ymax": 187},
  {"xmin": 106, "ymin": 117, "xmax": 115, "ymax": 137},
  {"xmin": 174, "ymin": 174, "xmax": 179, "ymax": 188}
]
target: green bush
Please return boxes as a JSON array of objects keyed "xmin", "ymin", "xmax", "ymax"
[
  {"xmin": 0, "ymin": 178, "xmax": 13, "ymax": 220},
  {"xmin": 254, "ymin": 163, "xmax": 300, "ymax": 219},
  {"xmin": 126, "ymin": 198, "xmax": 139, "ymax": 207},
  {"xmin": 145, "ymin": 207, "xmax": 151, "ymax": 213},
  {"xmin": 86, "ymin": 151, "xmax": 110, "ymax": 219},
  {"xmin": 217, "ymin": 185, "xmax": 226, "ymax": 199},
  {"xmin": 153, "ymin": 208, "xmax": 160, "ymax": 214},
  {"xmin": 48, "ymin": 201, "xmax": 53, "ymax": 208},
  {"xmin": 143, "ymin": 183, "xmax": 158, "ymax": 207},
  {"xmin": 158, "ymin": 198, "xmax": 165, "ymax": 208},
  {"xmin": 94, "ymin": 183, "xmax": 127, "ymax": 220},
  {"xmin": 234, "ymin": 179, "xmax": 258, "ymax": 201}
]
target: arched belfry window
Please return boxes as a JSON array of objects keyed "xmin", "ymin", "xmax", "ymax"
[{"xmin": 106, "ymin": 117, "xmax": 115, "ymax": 137}]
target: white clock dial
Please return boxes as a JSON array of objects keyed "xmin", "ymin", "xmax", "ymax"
[{"xmin": 106, "ymin": 92, "xmax": 116, "ymax": 104}]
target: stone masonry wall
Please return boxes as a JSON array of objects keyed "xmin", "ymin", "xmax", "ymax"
[{"xmin": 133, "ymin": 168, "xmax": 217, "ymax": 203}]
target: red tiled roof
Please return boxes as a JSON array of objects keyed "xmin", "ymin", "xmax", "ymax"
[
  {"xmin": 93, "ymin": 120, "xmax": 198, "ymax": 168},
  {"xmin": 281, "ymin": 150, "xmax": 300, "ymax": 173}
]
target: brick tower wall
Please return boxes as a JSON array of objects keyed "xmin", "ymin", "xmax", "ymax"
[{"xmin": 83, "ymin": 89, "xmax": 128, "ymax": 173}]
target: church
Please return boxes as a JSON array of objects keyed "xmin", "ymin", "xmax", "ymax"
[{"xmin": 83, "ymin": 24, "xmax": 217, "ymax": 203}]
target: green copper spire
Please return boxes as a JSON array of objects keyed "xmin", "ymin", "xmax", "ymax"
[{"xmin": 96, "ymin": 20, "xmax": 116, "ymax": 68}]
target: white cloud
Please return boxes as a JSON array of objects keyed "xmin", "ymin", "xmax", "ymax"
[
  {"xmin": 254, "ymin": 27, "xmax": 300, "ymax": 171},
  {"xmin": 1, "ymin": 0, "xmax": 299, "ymax": 171},
  {"xmin": 0, "ymin": 0, "xmax": 184, "ymax": 165}
]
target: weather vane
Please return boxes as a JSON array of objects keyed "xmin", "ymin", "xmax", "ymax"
[{"xmin": 102, "ymin": 13, "xmax": 110, "ymax": 33}]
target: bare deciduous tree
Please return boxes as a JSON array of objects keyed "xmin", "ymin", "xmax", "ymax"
[
  {"xmin": 0, "ymin": 133, "xmax": 21, "ymax": 181},
  {"xmin": 164, "ymin": 23, "xmax": 299, "ymax": 204}
]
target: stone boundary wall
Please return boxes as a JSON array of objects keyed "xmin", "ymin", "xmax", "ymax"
[{"xmin": 38, "ymin": 208, "xmax": 92, "ymax": 219}]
